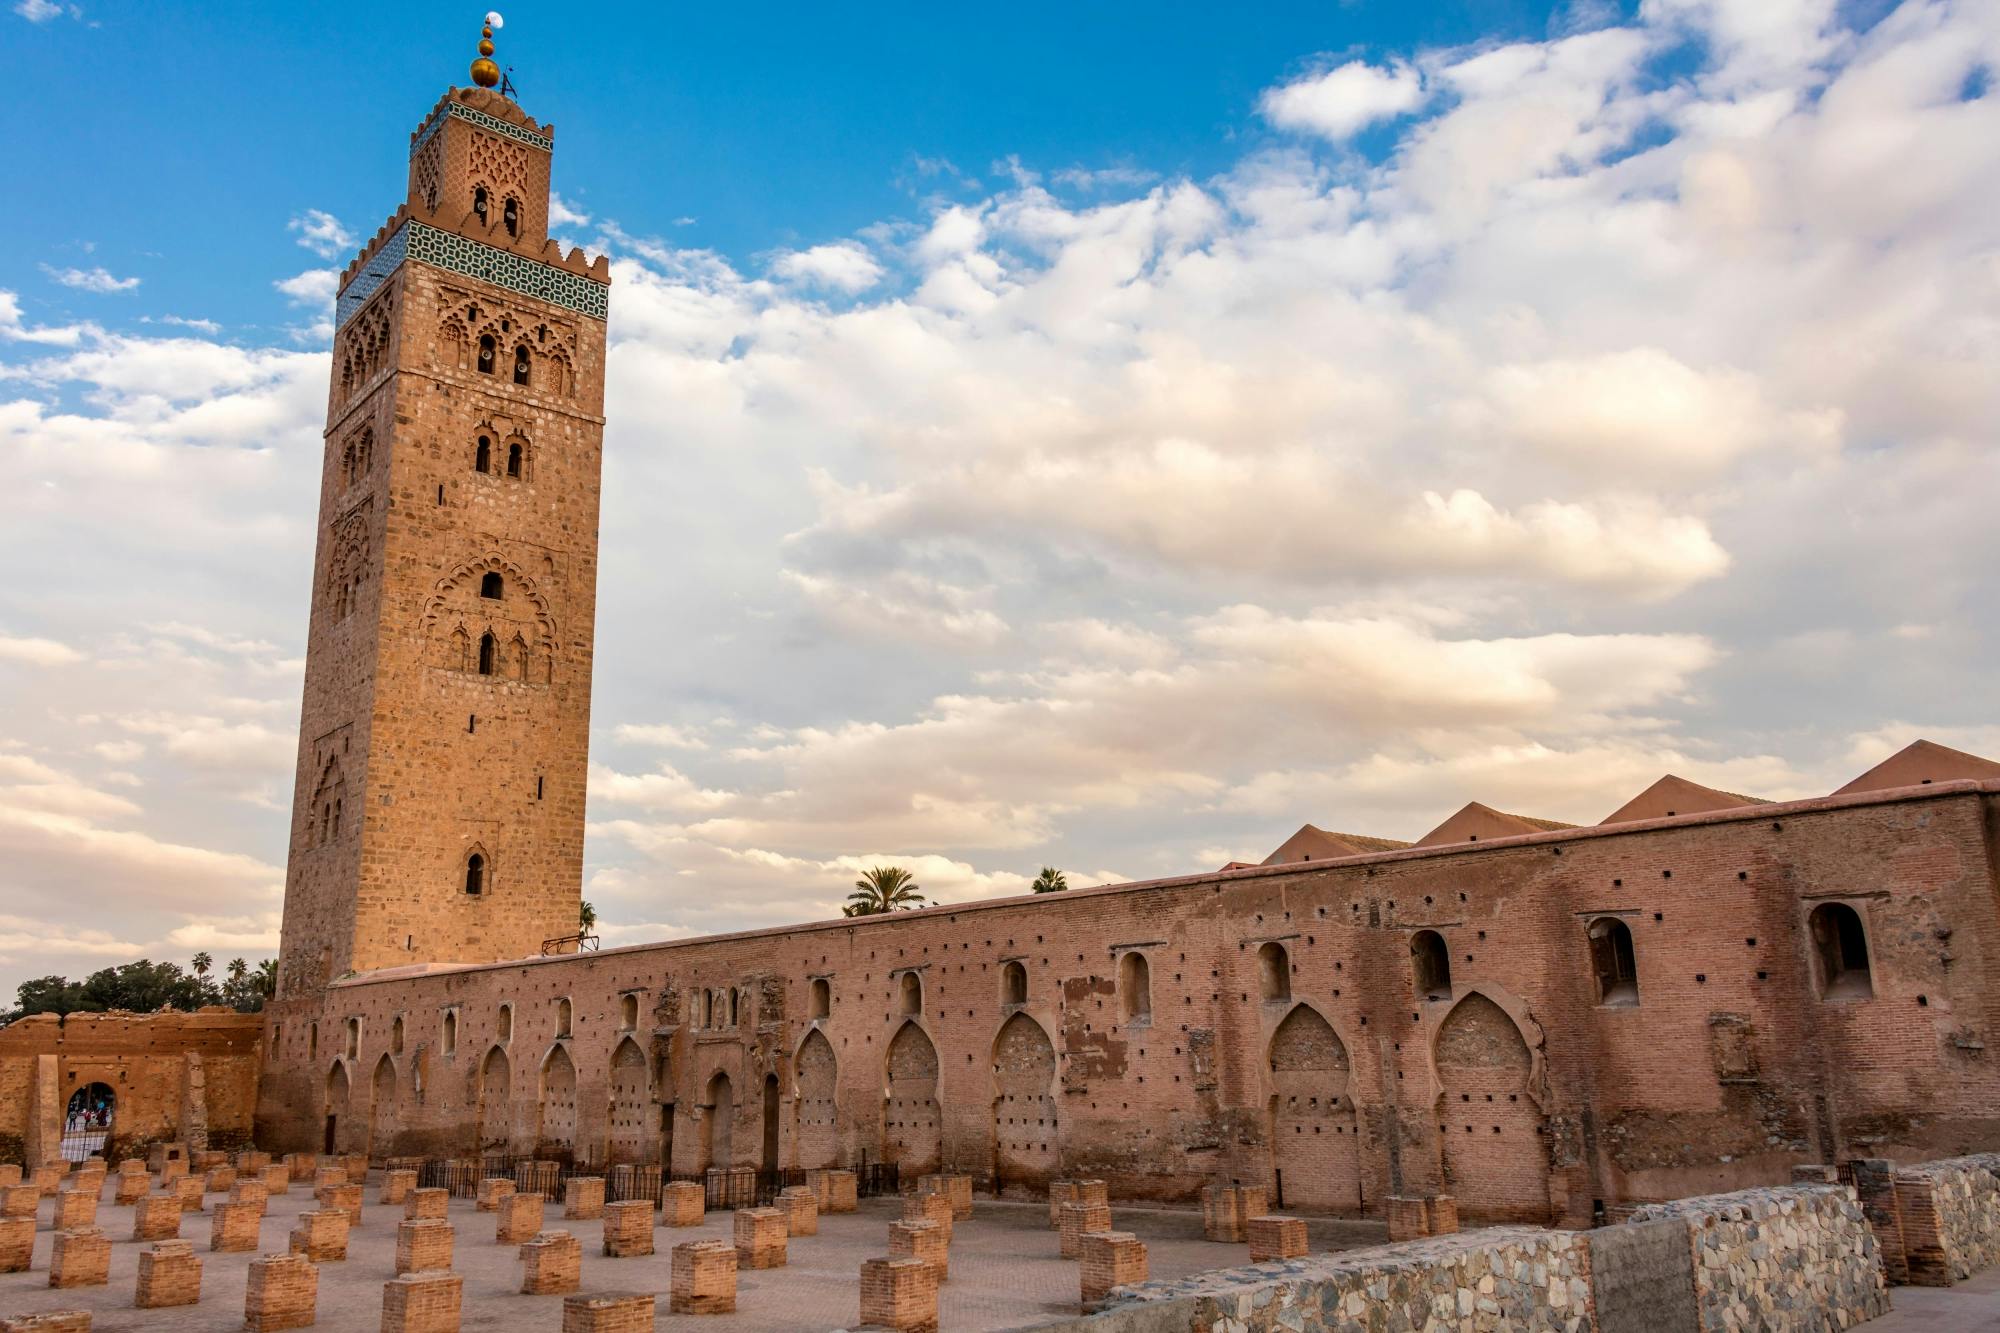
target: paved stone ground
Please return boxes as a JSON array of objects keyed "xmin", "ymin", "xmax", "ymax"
[
  {"xmin": 1863, "ymin": 1265, "xmax": 2000, "ymax": 1333},
  {"xmin": 0, "ymin": 1173, "xmax": 1381, "ymax": 1331}
]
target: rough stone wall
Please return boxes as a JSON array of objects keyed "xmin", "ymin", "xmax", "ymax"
[
  {"xmin": 0, "ymin": 1011, "xmax": 262, "ymax": 1164},
  {"xmin": 1049, "ymin": 1226, "xmax": 1592, "ymax": 1332},
  {"xmin": 1891, "ymin": 1152, "xmax": 2000, "ymax": 1283},
  {"xmin": 1629, "ymin": 1185, "xmax": 1890, "ymax": 1331},
  {"xmin": 254, "ymin": 784, "xmax": 2000, "ymax": 1227},
  {"xmin": 1042, "ymin": 1184, "xmax": 1885, "ymax": 1333}
]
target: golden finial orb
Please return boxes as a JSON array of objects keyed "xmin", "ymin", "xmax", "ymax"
[{"xmin": 470, "ymin": 11, "xmax": 504, "ymax": 88}]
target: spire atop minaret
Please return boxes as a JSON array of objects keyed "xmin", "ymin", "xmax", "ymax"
[{"xmin": 470, "ymin": 11, "xmax": 503, "ymax": 89}]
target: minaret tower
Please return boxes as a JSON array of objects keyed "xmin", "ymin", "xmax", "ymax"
[{"xmin": 277, "ymin": 19, "xmax": 610, "ymax": 990}]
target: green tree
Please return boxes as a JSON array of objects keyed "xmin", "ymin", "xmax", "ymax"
[
  {"xmin": 226, "ymin": 958, "xmax": 248, "ymax": 985},
  {"xmin": 844, "ymin": 866, "xmax": 927, "ymax": 917},
  {"xmin": 579, "ymin": 900, "xmax": 598, "ymax": 934},
  {"xmin": 1030, "ymin": 867, "xmax": 1069, "ymax": 894},
  {"xmin": 190, "ymin": 952, "xmax": 213, "ymax": 980}
]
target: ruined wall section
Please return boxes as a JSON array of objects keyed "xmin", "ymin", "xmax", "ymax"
[
  {"xmin": 256, "ymin": 785, "xmax": 2000, "ymax": 1222},
  {"xmin": 0, "ymin": 1010, "xmax": 263, "ymax": 1164}
]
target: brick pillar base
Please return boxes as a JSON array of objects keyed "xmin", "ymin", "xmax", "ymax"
[
  {"xmin": 0, "ymin": 1186, "xmax": 37, "ymax": 1219},
  {"xmin": 733, "ymin": 1207, "xmax": 787, "ymax": 1269},
  {"xmin": 205, "ymin": 1166, "xmax": 237, "ymax": 1195},
  {"xmin": 520, "ymin": 1230, "xmax": 582, "ymax": 1295},
  {"xmin": 136, "ymin": 1240, "xmax": 202, "ymax": 1308},
  {"xmin": 289, "ymin": 1209, "xmax": 350, "ymax": 1262},
  {"xmin": 560, "ymin": 1294, "xmax": 654, "ymax": 1333},
  {"xmin": 211, "ymin": 1200, "xmax": 265, "ymax": 1252},
  {"xmin": 133, "ymin": 1195, "xmax": 182, "ymax": 1242},
  {"xmin": 1247, "ymin": 1215, "xmax": 1308, "ymax": 1262},
  {"xmin": 563, "ymin": 1177, "xmax": 605, "ymax": 1220},
  {"xmin": 919, "ymin": 1174, "xmax": 974, "ymax": 1221},
  {"xmin": 1384, "ymin": 1194, "xmax": 1432, "ymax": 1242},
  {"xmin": 231, "ymin": 1179, "xmax": 270, "ymax": 1213},
  {"xmin": 0, "ymin": 1166, "xmax": 19, "ymax": 1187},
  {"xmin": 396, "ymin": 1219, "xmax": 454, "ymax": 1275},
  {"xmin": 670, "ymin": 1239, "xmax": 738, "ymax": 1314},
  {"xmin": 381, "ymin": 1271, "xmax": 462, "ymax": 1333},
  {"xmin": 495, "ymin": 1192, "xmax": 545, "ymax": 1245},
  {"xmin": 114, "ymin": 1174, "xmax": 149, "ymax": 1207},
  {"xmin": 890, "ymin": 1219, "xmax": 948, "ymax": 1283},
  {"xmin": 778, "ymin": 1186, "xmax": 818, "ymax": 1237},
  {"xmin": 53, "ymin": 1190, "xmax": 97, "ymax": 1231},
  {"xmin": 662, "ymin": 1181, "xmax": 704, "ymax": 1227},
  {"xmin": 380, "ymin": 1170, "xmax": 417, "ymax": 1207},
  {"xmin": 262, "ymin": 1164, "xmax": 291, "ymax": 1198},
  {"xmin": 822, "ymin": 1169, "xmax": 858, "ymax": 1214},
  {"xmin": 1429, "ymin": 1194, "xmax": 1459, "ymax": 1235},
  {"xmin": 32, "ymin": 1166, "xmax": 65, "ymax": 1198},
  {"xmin": 50, "ymin": 1228, "xmax": 111, "ymax": 1288},
  {"xmin": 903, "ymin": 1192, "xmax": 953, "ymax": 1244},
  {"xmin": 860, "ymin": 1256, "xmax": 937, "ymax": 1333},
  {"xmin": 173, "ymin": 1177, "xmax": 204, "ymax": 1214},
  {"xmin": 475, "ymin": 1178, "xmax": 514, "ymax": 1213},
  {"xmin": 405, "ymin": 1188, "xmax": 449, "ymax": 1221},
  {"xmin": 1080, "ymin": 1231, "xmax": 1147, "ymax": 1309},
  {"xmin": 246, "ymin": 1252, "xmax": 318, "ymax": 1332},
  {"xmin": 317, "ymin": 1183, "xmax": 362, "ymax": 1226},
  {"xmin": 601, "ymin": 1199, "xmax": 655, "ymax": 1257},
  {"xmin": 0, "ymin": 1217, "xmax": 35, "ymax": 1273},
  {"xmin": 1059, "ymin": 1202, "xmax": 1113, "ymax": 1259},
  {"xmin": 1201, "ymin": 1184, "xmax": 1265, "ymax": 1243}
]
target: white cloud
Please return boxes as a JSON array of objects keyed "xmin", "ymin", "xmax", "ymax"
[
  {"xmin": 288, "ymin": 210, "xmax": 354, "ymax": 260},
  {"xmin": 42, "ymin": 264, "xmax": 139, "ymax": 294},
  {"xmin": 550, "ymin": 193, "xmax": 592, "ymax": 228},
  {"xmin": 1261, "ymin": 59, "xmax": 1425, "ymax": 141},
  {"xmin": 12, "ymin": 0, "xmax": 71, "ymax": 22},
  {"xmin": 0, "ymin": 634, "xmax": 83, "ymax": 666},
  {"xmin": 770, "ymin": 242, "xmax": 885, "ymax": 293},
  {"xmin": 274, "ymin": 268, "xmax": 337, "ymax": 311},
  {"xmin": 2, "ymin": 0, "xmax": 1998, "ymax": 994}
]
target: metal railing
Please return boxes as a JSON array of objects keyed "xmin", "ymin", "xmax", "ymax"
[{"xmin": 413, "ymin": 1157, "xmax": 900, "ymax": 1208}]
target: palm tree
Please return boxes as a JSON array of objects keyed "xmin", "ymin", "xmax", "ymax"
[
  {"xmin": 844, "ymin": 866, "xmax": 927, "ymax": 917},
  {"xmin": 226, "ymin": 958, "xmax": 248, "ymax": 985},
  {"xmin": 253, "ymin": 959, "xmax": 277, "ymax": 996},
  {"xmin": 1031, "ymin": 867, "xmax": 1069, "ymax": 894},
  {"xmin": 190, "ymin": 952, "xmax": 213, "ymax": 980},
  {"xmin": 579, "ymin": 900, "xmax": 598, "ymax": 935}
]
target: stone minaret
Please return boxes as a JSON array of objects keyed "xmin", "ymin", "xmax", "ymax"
[{"xmin": 276, "ymin": 47, "xmax": 609, "ymax": 990}]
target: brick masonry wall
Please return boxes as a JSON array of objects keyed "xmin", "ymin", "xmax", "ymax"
[
  {"xmin": 252, "ymin": 784, "xmax": 2000, "ymax": 1228},
  {"xmin": 520, "ymin": 1229, "xmax": 581, "ymax": 1294},
  {"xmin": 670, "ymin": 1238, "xmax": 738, "ymax": 1314},
  {"xmin": 381, "ymin": 1271, "xmax": 463, "ymax": 1333}
]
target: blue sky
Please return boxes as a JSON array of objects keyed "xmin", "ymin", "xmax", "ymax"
[
  {"xmin": 1, "ymin": 1, "xmax": 1635, "ymax": 340},
  {"xmin": 0, "ymin": 0, "xmax": 1995, "ymax": 997}
]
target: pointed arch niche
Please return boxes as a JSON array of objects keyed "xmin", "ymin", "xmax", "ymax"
[
  {"xmin": 884, "ymin": 1021, "xmax": 940, "ymax": 1178},
  {"xmin": 1432, "ymin": 991, "xmax": 1549, "ymax": 1224},
  {"xmin": 991, "ymin": 1012, "xmax": 1058, "ymax": 1196},
  {"xmin": 1267, "ymin": 1003, "xmax": 1360, "ymax": 1212}
]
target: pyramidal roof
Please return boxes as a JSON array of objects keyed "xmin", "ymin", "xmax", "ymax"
[
  {"xmin": 1261, "ymin": 823, "xmax": 1412, "ymax": 866},
  {"xmin": 1833, "ymin": 739, "xmax": 2000, "ymax": 796},
  {"xmin": 1599, "ymin": 774, "xmax": 1767, "ymax": 826},
  {"xmin": 1413, "ymin": 801, "xmax": 1577, "ymax": 849}
]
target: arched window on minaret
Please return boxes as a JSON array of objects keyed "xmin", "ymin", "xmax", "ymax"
[
  {"xmin": 503, "ymin": 197, "xmax": 520, "ymax": 238},
  {"xmin": 477, "ymin": 335, "xmax": 496, "ymax": 375},
  {"xmin": 475, "ymin": 434, "xmax": 491, "ymax": 473},
  {"xmin": 477, "ymin": 632, "xmax": 497, "ymax": 676},
  {"xmin": 473, "ymin": 186, "xmax": 489, "ymax": 225},
  {"xmin": 512, "ymin": 634, "xmax": 530, "ymax": 681},
  {"xmin": 480, "ymin": 572, "xmax": 503, "ymax": 600},
  {"xmin": 513, "ymin": 346, "xmax": 531, "ymax": 387},
  {"xmin": 506, "ymin": 442, "xmax": 523, "ymax": 478},
  {"xmin": 464, "ymin": 853, "xmax": 485, "ymax": 896}
]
